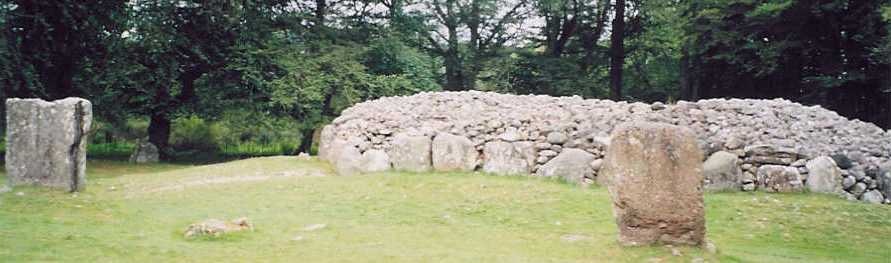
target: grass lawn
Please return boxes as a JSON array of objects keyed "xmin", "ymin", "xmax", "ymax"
[{"xmin": 1, "ymin": 157, "xmax": 890, "ymax": 262}]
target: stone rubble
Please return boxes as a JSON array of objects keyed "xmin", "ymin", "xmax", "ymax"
[{"xmin": 320, "ymin": 91, "xmax": 891, "ymax": 204}]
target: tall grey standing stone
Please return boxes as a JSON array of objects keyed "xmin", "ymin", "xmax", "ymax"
[
  {"xmin": 702, "ymin": 151, "xmax": 742, "ymax": 191},
  {"xmin": 388, "ymin": 133, "xmax": 432, "ymax": 172},
  {"xmin": 129, "ymin": 141, "xmax": 160, "ymax": 163},
  {"xmin": 6, "ymin": 98, "xmax": 92, "ymax": 192},
  {"xmin": 804, "ymin": 156, "xmax": 843, "ymax": 194},
  {"xmin": 432, "ymin": 133, "xmax": 478, "ymax": 172},
  {"xmin": 600, "ymin": 122, "xmax": 706, "ymax": 246},
  {"xmin": 536, "ymin": 148, "xmax": 595, "ymax": 184}
]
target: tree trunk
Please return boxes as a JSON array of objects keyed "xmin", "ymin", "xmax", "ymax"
[
  {"xmin": 608, "ymin": 0, "xmax": 626, "ymax": 101},
  {"xmin": 297, "ymin": 126, "xmax": 316, "ymax": 155},
  {"xmin": 148, "ymin": 111, "xmax": 171, "ymax": 160},
  {"xmin": 679, "ymin": 48, "xmax": 691, "ymax": 101}
]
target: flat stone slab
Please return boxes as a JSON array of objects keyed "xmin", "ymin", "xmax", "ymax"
[
  {"xmin": 600, "ymin": 122, "xmax": 706, "ymax": 246},
  {"xmin": 5, "ymin": 98, "xmax": 92, "ymax": 192}
]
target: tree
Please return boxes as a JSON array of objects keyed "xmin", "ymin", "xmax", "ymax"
[
  {"xmin": 1, "ymin": 0, "xmax": 126, "ymax": 100},
  {"xmin": 423, "ymin": 0, "xmax": 531, "ymax": 90},
  {"xmin": 608, "ymin": 0, "xmax": 626, "ymax": 100},
  {"xmin": 684, "ymin": 0, "xmax": 891, "ymax": 128}
]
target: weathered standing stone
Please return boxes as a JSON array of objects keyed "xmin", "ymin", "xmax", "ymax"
[
  {"xmin": 804, "ymin": 156, "xmax": 843, "ymax": 194},
  {"xmin": 432, "ymin": 133, "xmax": 479, "ymax": 172},
  {"xmin": 756, "ymin": 165, "xmax": 803, "ymax": 192},
  {"xmin": 129, "ymin": 141, "xmax": 160, "ymax": 164},
  {"xmin": 702, "ymin": 151, "xmax": 742, "ymax": 191},
  {"xmin": 388, "ymin": 133, "xmax": 432, "ymax": 172},
  {"xmin": 600, "ymin": 122, "xmax": 705, "ymax": 246},
  {"xmin": 877, "ymin": 170, "xmax": 891, "ymax": 199},
  {"xmin": 6, "ymin": 98, "xmax": 92, "ymax": 192},
  {"xmin": 535, "ymin": 148, "xmax": 595, "ymax": 184},
  {"xmin": 482, "ymin": 141, "xmax": 533, "ymax": 175}
]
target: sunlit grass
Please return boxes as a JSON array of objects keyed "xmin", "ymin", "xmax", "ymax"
[{"xmin": 1, "ymin": 157, "xmax": 889, "ymax": 262}]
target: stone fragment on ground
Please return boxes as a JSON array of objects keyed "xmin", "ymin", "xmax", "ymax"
[
  {"xmin": 130, "ymin": 141, "xmax": 160, "ymax": 163},
  {"xmin": 184, "ymin": 217, "xmax": 253, "ymax": 238}
]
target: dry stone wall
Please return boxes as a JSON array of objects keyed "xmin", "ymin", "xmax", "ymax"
[{"xmin": 320, "ymin": 91, "xmax": 891, "ymax": 204}]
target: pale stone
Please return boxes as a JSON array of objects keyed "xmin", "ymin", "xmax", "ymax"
[
  {"xmin": 482, "ymin": 141, "xmax": 534, "ymax": 175},
  {"xmin": 536, "ymin": 148, "xmax": 595, "ymax": 184},
  {"xmin": 756, "ymin": 165, "xmax": 804, "ymax": 192},
  {"xmin": 388, "ymin": 133, "xmax": 432, "ymax": 172},
  {"xmin": 805, "ymin": 156, "xmax": 843, "ymax": 194},
  {"xmin": 432, "ymin": 133, "xmax": 478, "ymax": 172},
  {"xmin": 702, "ymin": 151, "xmax": 742, "ymax": 191},
  {"xmin": 360, "ymin": 149, "xmax": 390, "ymax": 173},
  {"xmin": 5, "ymin": 98, "xmax": 92, "ymax": 192}
]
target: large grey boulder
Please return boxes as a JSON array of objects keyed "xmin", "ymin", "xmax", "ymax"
[
  {"xmin": 359, "ymin": 149, "xmax": 390, "ymax": 173},
  {"xmin": 702, "ymin": 151, "xmax": 742, "ymax": 191},
  {"xmin": 431, "ymin": 133, "xmax": 479, "ymax": 172},
  {"xmin": 600, "ymin": 122, "xmax": 706, "ymax": 246},
  {"xmin": 482, "ymin": 141, "xmax": 535, "ymax": 175},
  {"xmin": 804, "ymin": 156, "xmax": 843, "ymax": 194},
  {"xmin": 861, "ymin": 190, "xmax": 884, "ymax": 204},
  {"xmin": 388, "ymin": 133, "xmax": 432, "ymax": 172},
  {"xmin": 331, "ymin": 138, "xmax": 363, "ymax": 176},
  {"xmin": 535, "ymin": 148, "xmax": 595, "ymax": 184},
  {"xmin": 129, "ymin": 141, "xmax": 160, "ymax": 164},
  {"xmin": 5, "ymin": 98, "xmax": 92, "ymax": 192},
  {"xmin": 756, "ymin": 165, "xmax": 803, "ymax": 192}
]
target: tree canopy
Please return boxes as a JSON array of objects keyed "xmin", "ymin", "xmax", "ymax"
[{"xmin": 1, "ymin": 0, "xmax": 890, "ymax": 157}]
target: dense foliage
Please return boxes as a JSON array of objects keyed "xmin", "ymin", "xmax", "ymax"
[{"xmin": 1, "ymin": 0, "xmax": 889, "ymax": 160}]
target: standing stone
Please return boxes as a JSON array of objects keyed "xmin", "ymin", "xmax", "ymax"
[
  {"xmin": 756, "ymin": 165, "xmax": 804, "ymax": 192},
  {"xmin": 535, "ymin": 148, "xmax": 595, "ymax": 184},
  {"xmin": 702, "ymin": 151, "xmax": 742, "ymax": 191},
  {"xmin": 600, "ymin": 122, "xmax": 705, "ymax": 246},
  {"xmin": 482, "ymin": 141, "xmax": 533, "ymax": 175},
  {"xmin": 432, "ymin": 133, "xmax": 479, "ymax": 172},
  {"xmin": 359, "ymin": 149, "xmax": 390, "ymax": 173},
  {"xmin": 388, "ymin": 133, "xmax": 432, "ymax": 172},
  {"xmin": 6, "ymin": 98, "xmax": 92, "ymax": 192},
  {"xmin": 804, "ymin": 156, "xmax": 843, "ymax": 194},
  {"xmin": 129, "ymin": 141, "xmax": 160, "ymax": 164}
]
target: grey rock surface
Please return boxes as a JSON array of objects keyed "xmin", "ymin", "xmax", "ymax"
[
  {"xmin": 482, "ymin": 141, "xmax": 534, "ymax": 175},
  {"xmin": 536, "ymin": 148, "xmax": 595, "ymax": 184},
  {"xmin": 756, "ymin": 165, "xmax": 803, "ymax": 193},
  {"xmin": 360, "ymin": 149, "xmax": 391, "ymax": 173},
  {"xmin": 129, "ymin": 141, "xmax": 160, "ymax": 164},
  {"xmin": 388, "ymin": 133, "xmax": 432, "ymax": 172},
  {"xmin": 805, "ymin": 156, "xmax": 843, "ymax": 194},
  {"xmin": 5, "ymin": 98, "xmax": 92, "ymax": 192},
  {"xmin": 702, "ymin": 151, "xmax": 742, "ymax": 191},
  {"xmin": 432, "ymin": 133, "xmax": 478, "ymax": 172}
]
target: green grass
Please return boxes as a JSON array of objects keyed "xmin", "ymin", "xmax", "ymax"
[{"xmin": 1, "ymin": 157, "xmax": 890, "ymax": 262}]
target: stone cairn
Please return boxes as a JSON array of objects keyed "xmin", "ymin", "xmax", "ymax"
[
  {"xmin": 319, "ymin": 91, "xmax": 891, "ymax": 204},
  {"xmin": 5, "ymin": 98, "xmax": 93, "ymax": 192}
]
